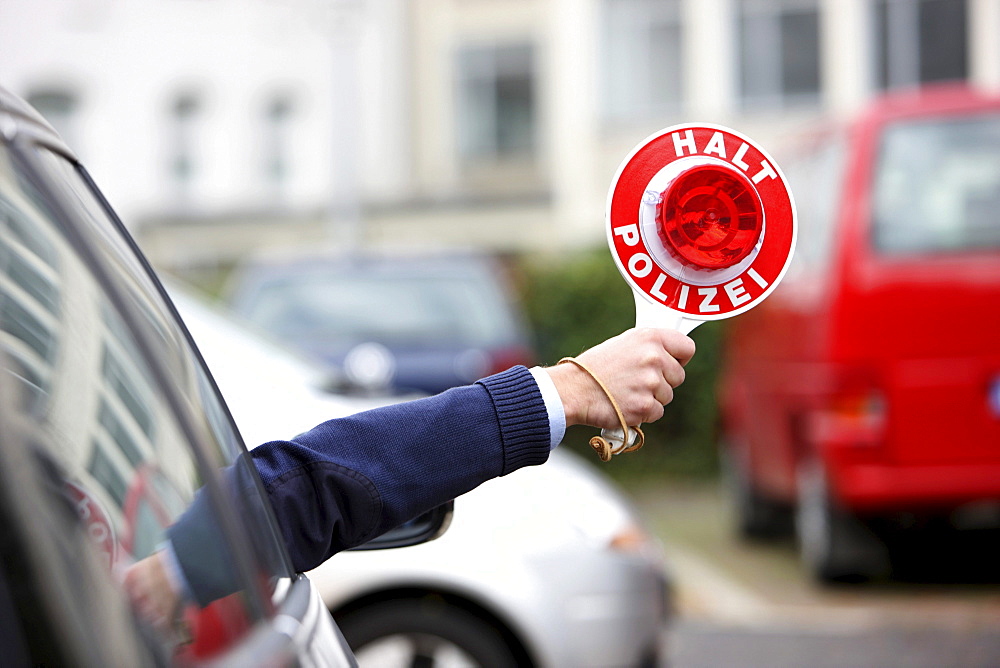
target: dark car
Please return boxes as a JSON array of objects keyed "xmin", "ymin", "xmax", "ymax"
[
  {"xmin": 718, "ymin": 85, "xmax": 1000, "ymax": 582},
  {"xmin": 224, "ymin": 254, "xmax": 536, "ymax": 395},
  {"xmin": 0, "ymin": 86, "xmax": 445, "ymax": 664}
]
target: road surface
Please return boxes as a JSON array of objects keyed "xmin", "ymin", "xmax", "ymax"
[{"xmin": 630, "ymin": 481, "xmax": 1000, "ymax": 667}]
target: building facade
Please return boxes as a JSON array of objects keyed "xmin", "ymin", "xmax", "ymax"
[{"xmin": 2, "ymin": 0, "xmax": 996, "ymax": 270}]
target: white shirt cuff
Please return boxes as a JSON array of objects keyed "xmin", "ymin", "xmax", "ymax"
[
  {"xmin": 158, "ymin": 539, "xmax": 193, "ymax": 603},
  {"xmin": 530, "ymin": 366, "xmax": 566, "ymax": 450}
]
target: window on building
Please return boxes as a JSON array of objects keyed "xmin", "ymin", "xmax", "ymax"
[
  {"xmin": 875, "ymin": 0, "xmax": 967, "ymax": 90},
  {"xmin": 456, "ymin": 43, "xmax": 536, "ymax": 162},
  {"xmin": 169, "ymin": 92, "xmax": 202, "ymax": 203},
  {"xmin": 263, "ymin": 95, "xmax": 293, "ymax": 202},
  {"xmin": 737, "ymin": 0, "xmax": 821, "ymax": 110},
  {"xmin": 600, "ymin": 0, "xmax": 683, "ymax": 123},
  {"xmin": 26, "ymin": 89, "xmax": 78, "ymax": 148}
]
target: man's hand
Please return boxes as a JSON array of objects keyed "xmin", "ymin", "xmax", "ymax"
[
  {"xmin": 544, "ymin": 328, "xmax": 696, "ymax": 429},
  {"xmin": 123, "ymin": 551, "xmax": 182, "ymax": 634}
]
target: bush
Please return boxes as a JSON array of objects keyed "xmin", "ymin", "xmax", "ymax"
[{"xmin": 517, "ymin": 247, "xmax": 723, "ymax": 481}]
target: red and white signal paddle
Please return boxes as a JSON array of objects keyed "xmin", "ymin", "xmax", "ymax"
[{"xmin": 598, "ymin": 123, "xmax": 797, "ymax": 455}]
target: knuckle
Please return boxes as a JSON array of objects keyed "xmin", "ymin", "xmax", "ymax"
[
  {"xmin": 660, "ymin": 386, "xmax": 674, "ymax": 406},
  {"xmin": 627, "ymin": 396, "xmax": 655, "ymax": 422},
  {"xmin": 665, "ymin": 330, "xmax": 695, "ymax": 355}
]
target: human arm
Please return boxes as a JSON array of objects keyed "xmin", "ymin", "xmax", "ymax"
[
  {"xmin": 125, "ymin": 327, "xmax": 695, "ymax": 614},
  {"xmin": 251, "ymin": 327, "xmax": 694, "ymax": 572},
  {"xmin": 250, "ymin": 365, "xmax": 551, "ymax": 572}
]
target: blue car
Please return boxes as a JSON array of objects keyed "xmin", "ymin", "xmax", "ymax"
[{"xmin": 225, "ymin": 254, "xmax": 537, "ymax": 395}]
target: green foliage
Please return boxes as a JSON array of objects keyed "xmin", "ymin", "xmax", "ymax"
[{"xmin": 518, "ymin": 247, "xmax": 723, "ymax": 481}]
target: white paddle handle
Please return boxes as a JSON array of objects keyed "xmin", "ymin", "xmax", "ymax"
[
  {"xmin": 599, "ymin": 291, "xmax": 704, "ymax": 452},
  {"xmin": 632, "ymin": 290, "xmax": 702, "ymax": 333}
]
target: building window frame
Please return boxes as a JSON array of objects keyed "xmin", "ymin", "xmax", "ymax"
[
  {"xmin": 263, "ymin": 94, "xmax": 294, "ymax": 204},
  {"xmin": 737, "ymin": 0, "xmax": 822, "ymax": 111},
  {"xmin": 26, "ymin": 88, "xmax": 79, "ymax": 149},
  {"xmin": 455, "ymin": 41, "xmax": 537, "ymax": 164},
  {"xmin": 168, "ymin": 91, "xmax": 203, "ymax": 207},
  {"xmin": 599, "ymin": 0, "xmax": 684, "ymax": 124},
  {"xmin": 873, "ymin": 0, "xmax": 968, "ymax": 91}
]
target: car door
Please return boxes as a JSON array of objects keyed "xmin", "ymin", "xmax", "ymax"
[{"xmin": 0, "ymin": 92, "xmax": 354, "ymax": 666}]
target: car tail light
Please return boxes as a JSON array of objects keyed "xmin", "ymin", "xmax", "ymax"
[
  {"xmin": 656, "ymin": 164, "xmax": 763, "ymax": 269},
  {"xmin": 829, "ymin": 390, "xmax": 887, "ymax": 431},
  {"xmin": 808, "ymin": 386, "xmax": 887, "ymax": 450}
]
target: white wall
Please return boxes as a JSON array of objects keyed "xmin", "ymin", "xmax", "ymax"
[
  {"xmin": 3, "ymin": 0, "xmax": 994, "ymax": 260},
  {"xmin": 0, "ymin": 0, "xmax": 402, "ymax": 228}
]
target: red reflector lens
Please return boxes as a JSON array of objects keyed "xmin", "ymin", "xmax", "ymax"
[{"xmin": 656, "ymin": 165, "xmax": 763, "ymax": 269}]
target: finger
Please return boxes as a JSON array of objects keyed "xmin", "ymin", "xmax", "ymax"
[
  {"xmin": 662, "ymin": 359, "xmax": 686, "ymax": 388},
  {"xmin": 672, "ymin": 335, "xmax": 697, "ymax": 367},
  {"xmin": 656, "ymin": 330, "xmax": 696, "ymax": 367},
  {"xmin": 637, "ymin": 346, "xmax": 684, "ymax": 391},
  {"xmin": 641, "ymin": 396, "xmax": 666, "ymax": 424},
  {"xmin": 652, "ymin": 381, "xmax": 674, "ymax": 408}
]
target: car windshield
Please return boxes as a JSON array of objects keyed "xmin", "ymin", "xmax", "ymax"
[
  {"xmin": 244, "ymin": 270, "xmax": 517, "ymax": 347},
  {"xmin": 0, "ymin": 140, "xmax": 294, "ymax": 661},
  {"xmin": 872, "ymin": 112, "xmax": 1000, "ymax": 254}
]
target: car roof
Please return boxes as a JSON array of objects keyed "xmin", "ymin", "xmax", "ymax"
[
  {"xmin": 856, "ymin": 83, "xmax": 1000, "ymax": 127},
  {"xmin": 166, "ymin": 280, "xmax": 393, "ymax": 444},
  {"xmin": 776, "ymin": 84, "xmax": 1000, "ymax": 163},
  {"xmin": 237, "ymin": 252, "xmax": 503, "ymax": 275},
  {"xmin": 0, "ymin": 86, "xmax": 73, "ymax": 157},
  {"xmin": 225, "ymin": 252, "xmax": 510, "ymax": 305},
  {"xmin": 0, "ymin": 85, "xmax": 49, "ymax": 126}
]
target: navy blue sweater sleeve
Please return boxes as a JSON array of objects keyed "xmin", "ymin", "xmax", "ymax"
[{"xmin": 251, "ymin": 365, "xmax": 550, "ymax": 573}]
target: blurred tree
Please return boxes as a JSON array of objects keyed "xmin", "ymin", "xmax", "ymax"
[{"xmin": 519, "ymin": 247, "xmax": 723, "ymax": 480}]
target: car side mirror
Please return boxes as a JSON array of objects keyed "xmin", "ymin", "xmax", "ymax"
[{"xmin": 348, "ymin": 501, "xmax": 453, "ymax": 551}]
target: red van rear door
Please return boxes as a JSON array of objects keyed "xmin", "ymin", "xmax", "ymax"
[{"xmin": 861, "ymin": 110, "xmax": 1000, "ymax": 466}]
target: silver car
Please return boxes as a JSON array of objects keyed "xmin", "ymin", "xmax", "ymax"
[{"xmin": 175, "ymin": 284, "xmax": 672, "ymax": 667}]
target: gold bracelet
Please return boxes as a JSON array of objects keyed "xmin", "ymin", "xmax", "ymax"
[{"xmin": 557, "ymin": 357, "xmax": 644, "ymax": 462}]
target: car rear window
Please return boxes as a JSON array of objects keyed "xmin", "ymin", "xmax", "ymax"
[
  {"xmin": 872, "ymin": 112, "xmax": 1000, "ymax": 255},
  {"xmin": 246, "ymin": 270, "xmax": 519, "ymax": 347},
  {"xmin": 782, "ymin": 132, "xmax": 846, "ymax": 275}
]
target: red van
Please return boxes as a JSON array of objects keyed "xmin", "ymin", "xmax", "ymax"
[{"xmin": 719, "ymin": 85, "xmax": 1000, "ymax": 582}]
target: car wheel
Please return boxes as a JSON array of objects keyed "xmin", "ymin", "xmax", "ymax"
[
  {"xmin": 337, "ymin": 598, "xmax": 519, "ymax": 668},
  {"xmin": 795, "ymin": 460, "xmax": 888, "ymax": 583},
  {"xmin": 722, "ymin": 446, "xmax": 791, "ymax": 540}
]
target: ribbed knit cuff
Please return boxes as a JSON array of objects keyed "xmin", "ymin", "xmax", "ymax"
[{"xmin": 477, "ymin": 366, "xmax": 551, "ymax": 475}]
